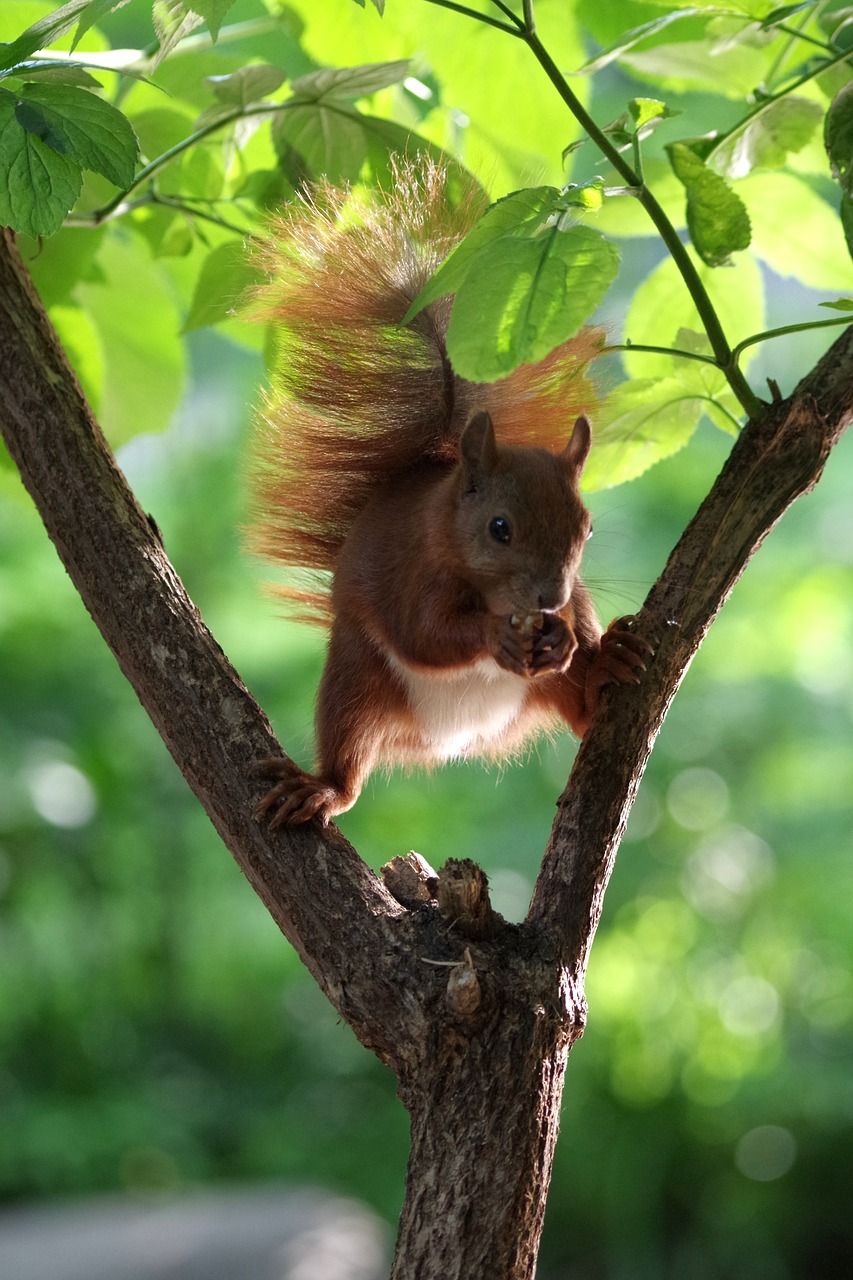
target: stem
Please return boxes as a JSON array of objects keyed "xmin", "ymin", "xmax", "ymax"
[
  {"xmin": 520, "ymin": 19, "xmax": 763, "ymax": 418},
  {"xmin": 422, "ymin": 0, "xmax": 522, "ymax": 35},
  {"xmin": 732, "ymin": 315, "xmax": 853, "ymax": 364},
  {"xmin": 488, "ymin": 0, "xmax": 525, "ymax": 29},
  {"xmin": 603, "ymin": 342, "xmax": 721, "ymax": 367},
  {"xmin": 774, "ymin": 23, "xmax": 836, "ymax": 55},
  {"xmin": 89, "ymin": 101, "xmax": 296, "ymax": 223}
]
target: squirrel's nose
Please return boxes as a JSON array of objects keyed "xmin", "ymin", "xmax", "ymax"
[{"xmin": 538, "ymin": 589, "xmax": 568, "ymax": 612}]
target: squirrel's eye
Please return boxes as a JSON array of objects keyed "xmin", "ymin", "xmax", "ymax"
[
  {"xmin": 586, "ymin": 524, "xmax": 594, "ymax": 541},
  {"xmin": 489, "ymin": 516, "xmax": 512, "ymax": 544}
]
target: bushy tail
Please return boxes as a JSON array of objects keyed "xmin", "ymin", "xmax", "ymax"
[{"xmin": 248, "ymin": 158, "xmax": 601, "ymax": 623}]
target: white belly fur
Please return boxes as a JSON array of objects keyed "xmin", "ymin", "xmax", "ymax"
[{"xmin": 387, "ymin": 654, "xmax": 529, "ymax": 760}]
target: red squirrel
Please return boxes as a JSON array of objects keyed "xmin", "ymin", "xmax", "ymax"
[{"xmin": 250, "ymin": 160, "xmax": 651, "ymax": 827}]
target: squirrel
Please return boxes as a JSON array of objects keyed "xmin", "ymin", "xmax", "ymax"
[{"xmin": 250, "ymin": 159, "xmax": 651, "ymax": 827}]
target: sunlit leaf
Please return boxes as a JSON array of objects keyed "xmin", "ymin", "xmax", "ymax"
[
  {"xmin": 447, "ymin": 223, "xmax": 620, "ymax": 381},
  {"xmin": 579, "ymin": 7, "xmax": 719, "ymax": 74},
  {"xmin": 404, "ymin": 187, "xmax": 564, "ymax": 323},
  {"xmin": 582, "ymin": 376, "xmax": 705, "ymax": 490},
  {"xmin": 206, "ymin": 64, "xmax": 285, "ymax": 106},
  {"xmin": 290, "ymin": 60, "xmax": 410, "ymax": 101},
  {"xmin": 72, "ymin": 0, "xmax": 133, "ymax": 51},
  {"xmin": 819, "ymin": 297, "xmax": 853, "ymax": 310},
  {"xmin": 668, "ymin": 141, "xmax": 751, "ymax": 266},
  {"xmin": 741, "ymin": 171, "xmax": 853, "ymax": 290},
  {"xmin": 184, "ymin": 241, "xmax": 262, "ymax": 332},
  {"xmin": 708, "ymin": 97, "xmax": 823, "ymax": 178},
  {"xmin": 623, "ymin": 249, "xmax": 765, "ymax": 377}
]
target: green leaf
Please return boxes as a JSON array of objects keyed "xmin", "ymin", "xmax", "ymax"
[
  {"xmin": 0, "ymin": 86, "xmax": 81, "ymax": 235},
  {"xmin": 622, "ymin": 38, "xmax": 769, "ymax": 100},
  {"xmin": 404, "ymin": 187, "xmax": 564, "ymax": 323},
  {"xmin": 582, "ymin": 376, "xmax": 705, "ymax": 491},
  {"xmin": 578, "ymin": 7, "xmax": 719, "ymax": 74},
  {"xmin": 151, "ymin": 0, "xmax": 204, "ymax": 69},
  {"xmin": 15, "ymin": 81, "xmax": 138, "ymax": 188},
  {"xmin": 741, "ymin": 171, "xmax": 853, "ymax": 290},
  {"xmin": 825, "ymin": 81, "xmax": 853, "ymax": 195},
  {"xmin": 188, "ymin": 0, "xmax": 238, "ymax": 41},
  {"xmin": 623, "ymin": 249, "xmax": 765, "ymax": 377},
  {"xmin": 629, "ymin": 97, "xmax": 677, "ymax": 130},
  {"xmin": 207, "ymin": 64, "xmax": 284, "ymax": 106},
  {"xmin": 708, "ymin": 97, "xmax": 823, "ymax": 178},
  {"xmin": 447, "ymin": 223, "xmax": 621, "ymax": 382},
  {"xmin": 0, "ymin": 0, "xmax": 93, "ymax": 73},
  {"xmin": 13, "ymin": 59, "xmax": 102, "ymax": 87},
  {"xmin": 760, "ymin": 2, "xmax": 815, "ymax": 29},
  {"xmin": 52, "ymin": 302, "xmax": 105, "ymax": 413},
  {"xmin": 668, "ymin": 141, "xmax": 751, "ymax": 266},
  {"xmin": 351, "ymin": 0, "xmax": 386, "ymax": 11},
  {"xmin": 184, "ymin": 240, "xmax": 262, "ymax": 331},
  {"xmin": 290, "ymin": 60, "xmax": 410, "ymax": 101},
  {"xmin": 72, "ymin": 0, "xmax": 133, "ymax": 51},
  {"xmin": 819, "ymin": 298, "xmax": 853, "ymax": 310},
  {"xmin": 271, "ymin": 99, "xmax": 368, "ymax": 184},
  {"xmin": 76, "ymin": 231, "xmax": 186, "ymax": 442},
  {"xmin": 842, "ymin": 190, "xmax": 853, "ymax": 263}
]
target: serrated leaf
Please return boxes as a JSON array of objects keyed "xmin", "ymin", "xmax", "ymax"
[
  {"xmin": 668, "ymin": 141, "xmax": 751, "ymax": 266},
  {"xmin": 351, "ymin": 0, "xmax": 386, "ymax": 11},
  {"xmin": 188, "ymin": 0, "xmax": 238, "ymax": 41},
  {"xmin": 447, "ymin": 223, "xmax": 620, "ymax": 382},
  {"xmin": 0, "ymin": 85, "xmax": 81, "ymax": 235},
  {"xmin": 184, "ymin": 241, "xmax": 262, "ymax": 331},
  {"xmin": 151, "ymin": 0, "xmax": 204, "ymax": 70},
  {"xmin": 207, "ymin": 64, "xmax": 284, "ymax": 106},
  {"xmin": 404, "ymin": 186, "xmax": 564, "ymax": 323},
  {"xmin": 582, "ymin": 376, "xmax": 705, "ymax": 490},
  {"xmin": 826, "ymin": 81, "xmax": 853, "ymax": 195},
  {"xmin": 628, "ymin": 97, "xmax": 676, "ymax": 130},
  {"xmin": 0, "ymin": 0, "xmax": 93, "ymax": 73},
  {"xmin": 579, "ymin": 8, "xmax": 718, "ymax": 74},
  {"xmin": 72, "ymin": 0, "xmax": 133, "ymax": 51},
  {"xmin": 708, "ymin": 96, "xmax": 823, "ymax": 178},
  {"xmin": 290, "ymin": 59, "xmax": 410, "ymax": 102},
  {"xmin": 819, "ymin": 297, "xmax": 853, "ymax": 310},
  {"xmin": 15, "ymin": 81, "xmax": 138, "ymax": 188}
]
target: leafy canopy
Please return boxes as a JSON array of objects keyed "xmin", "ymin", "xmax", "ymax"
[{"xmin": 0, "ymin": 0, "xmax": 852, "ymax": 488}]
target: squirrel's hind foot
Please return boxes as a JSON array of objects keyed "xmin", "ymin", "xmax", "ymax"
[{"xmin": 253, "ymin": 757, "xmax": 349, "ymax": 828}]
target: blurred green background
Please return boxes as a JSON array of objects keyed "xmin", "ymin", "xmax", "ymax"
[{"xmin": 2, "ymin": 2, "xmax": 853, "ymax": 1278}]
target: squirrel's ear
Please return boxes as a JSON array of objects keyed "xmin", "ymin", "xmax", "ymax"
[
  {"xmin": 460, "ymin": 412, "xmax": 498, "ymax": 484},
  {"xmin": 562, "ymin": 414, "xmax": 592, "ymax": 474}
]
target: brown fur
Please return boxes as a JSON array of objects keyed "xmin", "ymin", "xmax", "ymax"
[
  {"xmin": 248, "ymin": 158, "xmax": 603, "ymax": 623},
  {"xmin": 248, "ymin": 160, "xmax": 651, "ymax": 827}
]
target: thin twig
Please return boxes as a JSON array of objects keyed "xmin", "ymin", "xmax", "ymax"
[
  {"xmin": 732, "ymin": 315, "xmax": 853, "ymax": 364},
  {"xmin": 422, "ymin": 0, "xmax": 523, "ymax": 35}
]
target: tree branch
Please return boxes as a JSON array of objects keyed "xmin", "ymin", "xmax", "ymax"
[
  {"xmin": 0, "ymin": 228, "xmax": 422, "ymax": 1068},
  {"xmin": 529, "ymin": 326, "xmax": 853, "ymax": 980}
]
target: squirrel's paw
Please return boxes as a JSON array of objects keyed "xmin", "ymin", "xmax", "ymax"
[
  {"xmin": 529, "ymin": 612, "xmax": 577, "ymax": 676},
  {"xmin": 490, "ymin": 615, "xmax": 535, "ymax": 677},
  {"xmin": 253, "ymin": 757, "xmax": 344, "ymax": 828},
  {"xmin": 585, "ymin": 614, "xmax": 656, "ymax": 715}
]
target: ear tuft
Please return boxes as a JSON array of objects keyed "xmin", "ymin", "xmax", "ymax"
[
  {"xmin": 460, "ymin": 411, "xmax": 498, "ymax": 479},
  {"xmin": 562, "ymin": 414, "xmax": 591, "ymax": 473}
]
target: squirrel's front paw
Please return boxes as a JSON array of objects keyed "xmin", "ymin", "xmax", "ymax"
[
  {"xmin": 585, "ymin": 614, "xmax": 656, "ymax": 716},
  {"xmin": 528, "ymin": 611, "xmax": 577, "ymax": 675},
  {"xmin": 253, "ymin": 757, "xmax": 344, "ymax": 828},
  {"xmin": 489, "ymin": 614, "xmax": 535, "ymax": 676}
]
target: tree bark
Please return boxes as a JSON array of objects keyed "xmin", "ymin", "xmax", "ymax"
[{"xmin": 2, "ymin": 224, "xmax": 852, "ymax": 1279}]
